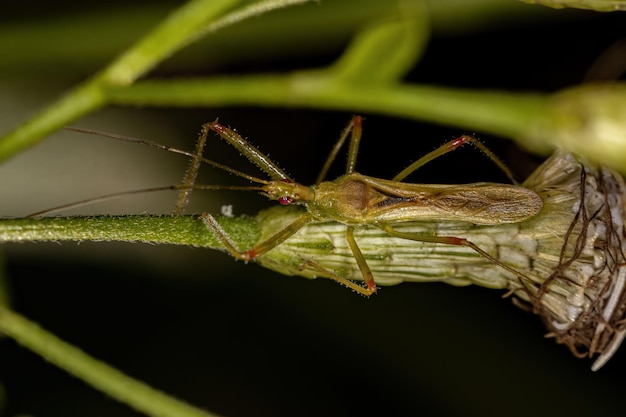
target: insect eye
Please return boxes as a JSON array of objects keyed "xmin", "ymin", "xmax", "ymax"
[
  {"xmin": 279, "ymin": 196, "xmax": 293, "ymax": 205},
  {"xmin": 278, "ymin": 178, "xmax": 294, "ymax": 205}
]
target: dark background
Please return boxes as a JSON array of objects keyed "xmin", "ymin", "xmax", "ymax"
[{"xmin": 1, "ymin": 1, "xmax": 626, "ymax": 416}]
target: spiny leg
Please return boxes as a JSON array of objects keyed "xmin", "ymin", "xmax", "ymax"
[
  {"xmin": 174, "ymin": 124, "xmax": 209, "ymax": 215},
  {"xmin": 381, "ymin": 225, "xmax": 532, "ymax": 286},
  {"xmin": 345, "ymin": 226, "xmax": 378, "ymax": 295},
  {"xmin": 393, "ymin": 135, "xmax": 517, "ymax": 184},
  {"xmin": 200, "ymin": 211, "xmax": 314, "ymax": 261},
  {"xmin": 300, "ymin": 259, "xmax": 377, "ymax": 297},
  {"xmin": 316, "ymin": 116, "xmax": 362, "ymax": 184},
  {"xmin": 200, "ymin": 210, "xmax": 377, "ymax": 296},
  {"xmin": 206, "ymin": 120, "xmax": 292, "ymax": 181},
  {"xmin": 314, "ymin": 115, "xmax": 366, "ymax": 184},
  {"xmin": 291, "ymin": 226, "xmax": 377, "ymax": 297},
  {"xmin": 345, "ymin": 115, "xmax": 363, "ymax": 175}
]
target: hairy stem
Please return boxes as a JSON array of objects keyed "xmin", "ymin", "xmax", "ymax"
[{"xmin": 0, "ymin": 215, "xmax": 259, "ymax": 250}]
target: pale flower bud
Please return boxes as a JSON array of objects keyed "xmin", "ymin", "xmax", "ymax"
[{"xmin": 523, "ymin": 83, "xmax": 626, "ymax": 175}]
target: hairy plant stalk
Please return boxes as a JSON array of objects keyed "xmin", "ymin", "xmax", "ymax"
[{"xmin": 257, "ymin": 150, "xmax": 626, "ymax": 370}]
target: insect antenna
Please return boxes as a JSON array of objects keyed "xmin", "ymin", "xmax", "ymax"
[
  {"xmin": 26, "ymin": 127, "xmax": 274, "ymax": 217},
  {"xmin": 25, "ymin": 183, "xmax": 267, "ymax": 218},
  {"xmin": 64, "ymin": 127, "xmax": 269, "ymax": 184}
]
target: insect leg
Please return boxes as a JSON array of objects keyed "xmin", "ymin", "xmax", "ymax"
[
  {"xmin": 174, "ymin": 123, "xmax": 209, "ymax": 215},
  {"xmin": 200, "ymin": 211, "xmax": 313, "ymax": 261},
  {"xmin": 300, "ymin": 259, "xmax": 377, "ymax": 297},
  {"xmin": 206, "ymin": 121, "xmax": 292, "ymax": 182},
  {"xmin": 345, "ymin": 226, "xmax": 378, "ymax": 295},
  {"xmin": 315, "ymin": 115, "xmax": 362, "ymax": 184},
  {"xmin": 289, "ymin": 226, "xmax": 377, "ymax": 296},
  {"xmin": 202, "ymin": 211, "xmax": 377, "ymax": 296},
  {"xmin": 345, "ymin": 115, "xmax": 363, "ymax": 176},
  {"xmin": 393, "ymin": 135, "xmax": 517, "ymax": 184},
  {"xmin": 381, "ymin": 225, "xmax": 532, "ymax": 286}
]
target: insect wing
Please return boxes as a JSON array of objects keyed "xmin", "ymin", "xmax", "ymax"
[{"xmin": 359, "ymin": 176, "xmax": 543, "ymax": 225}]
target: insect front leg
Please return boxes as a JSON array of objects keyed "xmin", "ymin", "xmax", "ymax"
[
  {"xmin": 200, "ymin": 212, "xmax": 313, "ymax": 261},
  {"xmin": 201, "ymin": 212, "xmax": 378, "ymax": 296},
  {"xmin": 174, "ymin": 123, "xmax": 210, "ymax": 215},
  {"xmin": 206, "ymin": 120, "xmax": 292, "ymax": 182}
]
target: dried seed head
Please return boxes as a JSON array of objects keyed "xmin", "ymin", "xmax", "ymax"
[{"xmin": 517, "ymin": 150, "xmax": 626, "ymax": 371}]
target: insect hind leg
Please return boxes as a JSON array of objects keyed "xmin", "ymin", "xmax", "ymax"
[
  {"xmin": 381, "ymin": 224, "xmax": 532, "ymax": 287},
  {"xmin": 393, "ymin": 135, "xmax": 517, "ymax": 184}
]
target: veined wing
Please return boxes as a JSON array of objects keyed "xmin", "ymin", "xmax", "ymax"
[{"xmin": 359, "ymin": 176, "xmax": 543, "ymax": 225}]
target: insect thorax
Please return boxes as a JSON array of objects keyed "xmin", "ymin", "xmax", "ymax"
[{"xmin": 309, "ymin": 174, "xmax": 381, "ymax": 224}]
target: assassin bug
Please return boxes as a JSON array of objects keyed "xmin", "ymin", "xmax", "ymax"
[
  {"xmin": 32, "ymin": 116, "xmax": 542, "ymax": 296},
  {"xmin": 197, "ymin": 116, "xmax": 543, "ymax": 296}
]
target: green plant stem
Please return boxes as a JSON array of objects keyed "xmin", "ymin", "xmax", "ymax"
[
  {"xmin": 0, "ymin": 0, "xmax": 544, "ymax": 165},
  {"xmin": 0, "ymin": 83, "xmax": 106, "ymax": 164},
  {"xmin": 106, "ymin": 76, "xmax": 548, "ymax": 139},
  {"xmin": 0, "ymin": 215, "xmax": 259, "ymax": 250},
  {"xmin": 98, "ymin": 0, "xmax": 244, "ymax": 86},
  {"xmin": 0, "ymin": 0, "xmax": 244, "ymax": 163},
  {"xmin": 199, "ymin": 0, "xmax": 317, "ymax": 36},
  {"xmin": 519, "ymin": 0, "xmax": 626, "ymax": 11},
  {"xmin": 0, "ymin": 0, "xmax": 536, "ymax": 76},
  {"xmin": 0, "ymin": 305, "xmax": 221, "ymax": 417}
]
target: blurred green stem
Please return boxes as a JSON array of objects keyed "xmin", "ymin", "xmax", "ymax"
[
  {"xmin": 106, "ymin": 76, "xmax": 548, "ymax": 139},
  {"xmin": 98, "ymin": 0, "xmax": 245, "ymax": 86},
  {"xmin": 0, "ymin": 0, "xmax": 543, "ymax": 164},
  {"xmin": 0, "ymin": 0, "xmax": 248, "ymax": 162},
  {"xmin": 0, "ymin": 305, "xmax": 221, "ymax": 417}
]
